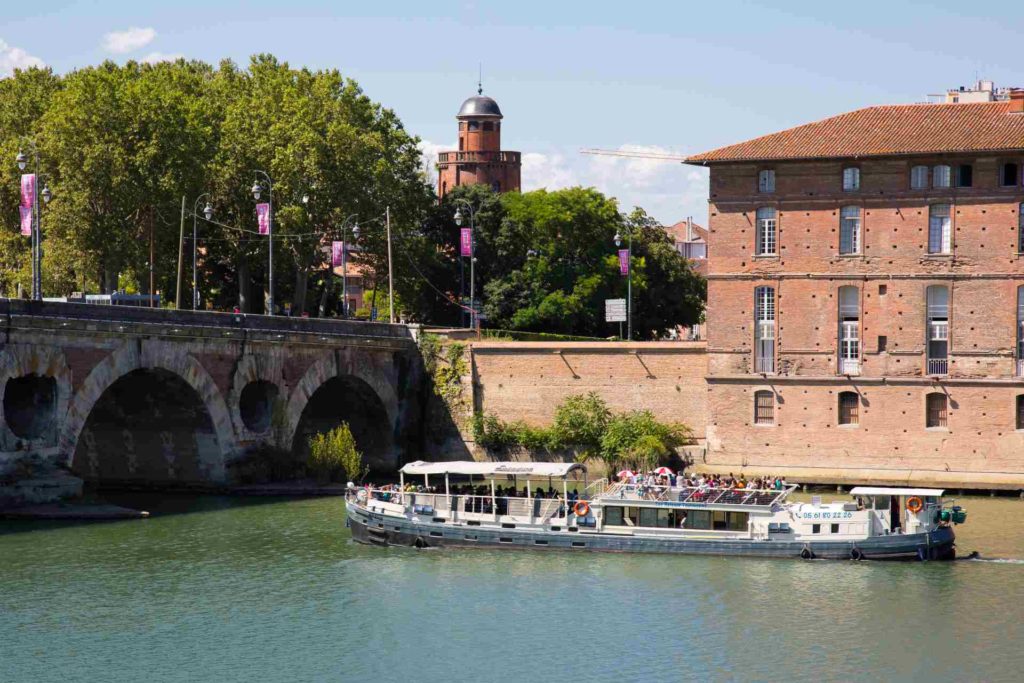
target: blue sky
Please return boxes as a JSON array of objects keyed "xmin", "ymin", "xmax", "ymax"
[{"xmin": 3, "ymin": 1, "xmax": 1022, "ymax": 225}]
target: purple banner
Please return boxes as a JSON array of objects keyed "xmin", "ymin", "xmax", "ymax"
[
  {"xmin": 331, "ymin": 241, "xmax": 345, "ymax": 268},
  {"xmin": 256, "ymin": 203, "xmax": 271, "ymax": 235},
  {"xmin": 20, "ymin": 173, "xmax": 35, "ymax": 208},
  {"xmin": 19, "ymin": 206, "xmax": 32, "ymax": 236},
  {"xmin": 618, "ymin": 249, "xmax": 629, "ymax": 275},
  {"xmin": 460, "ymin": 228, "xmax": 472, "ymax": 257}
]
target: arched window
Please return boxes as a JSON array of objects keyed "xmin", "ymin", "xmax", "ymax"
[
  {"xmin": 842, "ymin": 167, "xmax": 860, "ymax": 191},
  {"xmin": 838, "ymin": 392, "xmax": 859, "ymax": 425},
  {"xmin": 838, "ymin": 286, "xmax": 860, "ymax": 375},
  {"xmin": 926, "ymin": 286, "xmax": 949, "ymax": 375},
  {"xmin": 754, "ymin": 286, "xmax": 775, "ymax": 374},
  {"xmin": 928, "ymin": 204, "xmax": 951, "ymax": 254},
  {"xmin": 839, "ymin": 206, "xmax": 861, "ymax": 255},
  {"xmin": 932, "ymin": 165, "xmax": 951, "ymax": 188},
  {"xmin": 754, "ymin": 390, "xmax": 774, "ymax": 425},
  {"xmin": 926, "ymin": 392, "xmax": 948, "ymax": 428},
  {"xmin": 1017, "ymin": 395, "xmax": 1024, "ymax": 430},
  {"xmin": 1017, "ymin": 286, "xmax": 1024, "ymax": 377},
  {"xmin": 755, "ymin": 207, "xmax": 777, "ymax": 256},
  {"xmin": 910, "ymin": 165, "xmax": 929, "ymax": 189}
]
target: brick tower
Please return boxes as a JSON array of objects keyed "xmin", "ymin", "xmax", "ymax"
[{"xmin": 437, "ymin": 86, "xmax": 521, "ymax": 199}]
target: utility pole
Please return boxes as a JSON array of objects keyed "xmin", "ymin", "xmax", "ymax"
[
  {"xmin": 176, "ymin": 195, "xmax": 186, "ymax": 309},
  {"xmin": 149, "ymin": 206, "xmax": 156, "ymax": 307}
]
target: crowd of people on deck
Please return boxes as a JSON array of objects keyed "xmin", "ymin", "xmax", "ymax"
[
  {"xmin": 610, "ymin": 471, "xmax": 787, "ymax": 492},
  {"xmin": 359, "ymin": 481, "xmax": 580, "ymax": 517}
]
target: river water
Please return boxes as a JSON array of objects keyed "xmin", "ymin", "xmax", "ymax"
[{"xmin": 2, "ymin": 492, "xmax": 1023, "ymax": 682}]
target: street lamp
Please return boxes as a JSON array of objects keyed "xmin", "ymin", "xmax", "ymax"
[
  {"xmin": 453, "ymin": 199, "xmax": 477, "ymax": 328},
  {"xmin": 192, "ymin": 193, "xmax": 213, "ymax": 310},
  {"xmin": 250, "ymin": 170, "xmax": 274, "ymax": 314},
  {"xmin": 15, "ymin": 140, "xmax": 46, "ymax": 300},
  {"xmin": 337, "ymin": 213, "xmax": 358, "ymax": 318},
  {"xmin": 349, "ymin": 209, "xmax": 395, "ymax": 324},
  {"xmin": 614, "ymin": 229, "xmax": 633, "ymax": 340}
]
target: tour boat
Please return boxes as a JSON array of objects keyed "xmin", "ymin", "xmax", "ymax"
[{"xmin": 345, "ymin": 461, "xmax": 967, "ymax": 561}]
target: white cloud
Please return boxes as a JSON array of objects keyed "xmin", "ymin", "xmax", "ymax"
[
  {"xmin": 417, "ymin": 139, "xmax": 454, "ymax": 186},
  {"xmin": 0, "ymin": 39, "xmax": 44, "ymax": 77},
  {"xmin": 102, "ymin": 27, "xmax": 156, "ymax": 54},
  {"xmin": 522, "ymin": 152, "xmax": 578, "ymax": 191},
  {"xmin": 142, "ymin": 51, "xmax": 183, "ymax": 64}
]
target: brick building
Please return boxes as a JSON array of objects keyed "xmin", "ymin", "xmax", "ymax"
[
  {"xmin": 437, "ymin": 88, "xmax": 521, "ymax": 199},
  {"xmin": 686, "ymin": 89, "xmax": 1024, "ymax": 487}
]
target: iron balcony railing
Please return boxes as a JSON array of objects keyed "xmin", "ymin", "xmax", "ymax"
[
  {"xmin": 755, "ymin": 356, "xmax": 775, "ymax": 374},
  {"xmin": 437, "ymin": 150, "xmax": 522, "ymax": 165},
  {"xmin": 840, "ymin": 358, "xmax": 861, "ymax": 375},
  {"xmin": 927, "ymin": 358, "xmax": 948, "ymax": 376}
]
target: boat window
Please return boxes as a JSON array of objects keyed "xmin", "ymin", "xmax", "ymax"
[
  {"xmin": 499, "ymin": 537, "xmax": 513, "ymax": 543},
  {"xmin": 656, "ymin": 509, "xmax": 673, "ymax": 528},
  {"xmin": 626, "ymin": 507, "xmax": 640, "ymax": 526},
  {"xmin": 728, "ymin": 512, "xmax": 749, "ymax": 531},
  {"xmin": 712, "ymin": 511, "xmax": 729, "ymax": 530},
  {"xmin": 571, "ymin": 541, "xmax": 586, "ymax": 548},
  {"xmin": 812, "ymin": 523, "xmax": 821, "ymax": 534},
  {"xmin": 686, "ymin": 510, "xmax": 712, "ymax": 530},
  {"xmin": 534, "ymin": 539, "xmax": 548, "ymax": 545},
  {"xmin": 831, "ymin": 523, "xmax": 840, "ymax": 533},
  {"xmin": 429, "ymin": 531, "xmax": 443, "ymax": 537},
  {"xmin": 639, "ymin": 508, "xmax": 658, "ymax": 528},
  {"xmin": 872, "ymin": 495, "xmax": 891, "ymax": 510},
  {"xmin": 604, "ymin": 507, "xmax": 624, "ymax": 526}
]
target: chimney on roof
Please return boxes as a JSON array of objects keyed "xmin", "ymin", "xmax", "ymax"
[{"xmin": 1010, "ymin": 89, "xmax": 1024, "ymax": 113}]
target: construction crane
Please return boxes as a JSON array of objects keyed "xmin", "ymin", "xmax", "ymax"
[{"xmin": 579, "ymin": 148, "xmax": 690, "ymax": 162}]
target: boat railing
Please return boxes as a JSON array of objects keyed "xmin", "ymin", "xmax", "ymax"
[
  {"xmin": 584, "ymin": 478, "xmax": 610, "ymax": 499},
  {"xmin": 357, "ymin": 488, "xmax": 573, "ymax": 522},
  {"xmin": 597, "ymin": 484, "xmax": 795, "ymax": 507}
]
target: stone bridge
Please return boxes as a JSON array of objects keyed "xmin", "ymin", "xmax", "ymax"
[{"xmin": 0, "ymin": 300, "xmax": 424, "ymax": 489}]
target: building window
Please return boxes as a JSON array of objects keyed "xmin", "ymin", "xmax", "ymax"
[
  {"xmin": 928, "ymin": 204, "xmax": 951, "ymax": 254},
  {"xmin": 1018, "ymin": 203, "xmax": 1024, "ymax": 253},
  {"xmin": 754, "ymin": 390, "xmax": 774, "ymax": 425},
  {"xmin": 754, "ymin": 287, "xmax": 775, "ymax": 374},
  {"xmin": 926, "ymin": 285, "xmax": 949, "ymax": 376},
  {"xmin": 838, "ymin": 286, "xmax": 860, "ymax": 375},
  {"xmin": 758, "ymin": 169, "xmax": 775, "ymax": 193},
  {"xmin": 755, "ymin": 207, "xmax": 777, "ymax": 256},
  {"xmin": 926, "ymin": 393, "xmax": 948, "ymax": 428},
  {"xmin": 932, "ymin": 165, "xmax": 951, "ymax": 188},
  {"xmin": 492, "ymin": 180, "xmax": 501, "ymax": 192},
  {"xmin": 468, "ymin": 121, "xmax": 480, "ymax": 131},
  {"xmin": 956, "ymin": 164, "xmax": 973, "ymax": 188},
  {"xmin": 842, "ymin": 167, "xmax": 860, "ymax": 191},
  {"xmin": 1017, "ymin": 287, "xmax": 1024, "ymax": 377},
  {"xmin": 910, "ymin": 165, "xmax": 929, "ymax": 189},
  {"xmin": 1002, "ymin": 162, "xmax": 1019, "ymax": 187},
  {"xmin": 838, "ymin": 392, "xmax": 859, "ymax": 425},
  {"xmin": 458, "ymin": 138, "xmax": 464, "ymax": 151},
  {"xmin": 839, "ymin": 206, "xmax": 861, "ymax": 255},
  {"xmin": 483, "ymin": 121, "xmax": 494, "ymax": 131},
  {"xmin": 1017, "ymin": 395, "xmax": 1024, "ymax": 430}
]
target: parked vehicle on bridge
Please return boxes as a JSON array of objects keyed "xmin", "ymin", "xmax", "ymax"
[{"xmin": 345, "ymin": 461, "xmax": 966, "ymax": 561}]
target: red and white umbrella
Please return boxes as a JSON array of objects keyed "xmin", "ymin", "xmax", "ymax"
[
  {"xmin": 616, "ymin": 469, "xmax": 635, "ymax": 480},
  {"xmin": 653, "ymin": 467, "xmax": 674, "ymax": 476}
]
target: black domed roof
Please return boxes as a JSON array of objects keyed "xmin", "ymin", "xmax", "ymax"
[{"xmin": 457, "ymin": 94, "xmax": 502, "ymax": 118}]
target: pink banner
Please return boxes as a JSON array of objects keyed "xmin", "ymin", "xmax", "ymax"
[
  {"xmin": 19, "ymin": 206, "xmax": 32, "ymax": 236},
  {"xmin": 20, "ymin": 173, "xmax": 36, "ymax": 208},
  {"xmin": 460, "ymin": 228, "xmax": 472, "ymax": 257},
  {"xmin": 331, "ymin": 241, "xmax": 345, "ymax": 268},
  {"xmin": 618, "ymin": 249, "xmax": 629, "ymax": 275},
  {"xmin": 256, "ymin": 203, "xmax": 271, "ymax": 235}
]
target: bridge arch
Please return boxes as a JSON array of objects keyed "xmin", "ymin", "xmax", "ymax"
[
  {"xmin": 0, "ymin": 345, "xmax": 72, "ymax": 450},
  {"xmin": 61, "ymin": 340, "xmax": 235, "ymax": 483},
  {"xmin": 227, "ymin": 351, "xmax": 287, "ymax": 438},
  {"xmin": 284, "ymin": 351, "xmax": 400, "ymax": 470}
]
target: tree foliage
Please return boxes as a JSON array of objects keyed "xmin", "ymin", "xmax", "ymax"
[{"xmin": 308, "ymin": 422, "xmax": 368, "ymax": 483}]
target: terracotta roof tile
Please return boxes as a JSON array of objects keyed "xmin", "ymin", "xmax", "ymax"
[{"xmin": 685, "ymin": 101, "xmax": 1024, "ymax": 164}]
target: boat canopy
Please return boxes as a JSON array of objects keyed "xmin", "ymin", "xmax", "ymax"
[
  {"xmin": 400, "ymin": 460, "xmax": 586, "ymax": 478},
  {"xmin": 849, "ymin": 487, "xmax": 945, "ymax": 497}
]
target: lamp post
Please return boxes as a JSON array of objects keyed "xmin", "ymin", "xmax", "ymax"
[
  {"xmin": 614, "ymin": 229, "xmax": 632, "ymax": 340},
  {"xmin": 16, "ymin": 141, "xmax": 51, "ymax": 300},
  {"xmin": 351, "ymin": 207, "xmax": 395, "ymax": 324},
  {"xmin": 250, "ymin": 170, "xmax": 273, "ymax": 315},
  {"xmin": 192, "ymin": 194, "xmax": 213, "ymax": 310},
  {"xmin": 453, "ymin": 199, "xmax": 476, "ymax": 328},
  {"xmin": 337, "ymin": 213, "xmax": 358, "ymax": 318}
]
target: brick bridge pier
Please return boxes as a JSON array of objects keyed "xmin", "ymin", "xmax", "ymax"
[{"xmin": 0, "ymin": 300, "xmax": 424, "ymax": 494}]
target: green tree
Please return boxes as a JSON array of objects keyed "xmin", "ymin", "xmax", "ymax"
[
  {"xmin": 308, "ymin": 422, "xmax": 368, "ymax": 483},
  {"xmin": 599, "ymin": 410, "xmax": 691, "ymax": 471},
  {"xmin": 548, "ymin": 392, "xmax": 611, "ymax": 450}
]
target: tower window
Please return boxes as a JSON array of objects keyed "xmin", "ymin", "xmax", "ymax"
[
  {"xmin": 842, "ymin": 167, "xmax": 860, "ymax": 191},
  {"xmin": 758, "ymin": 169, "xmax": 775, "ymax": 193},
  {"xmin": 483, "ymin": 121, "xmax": 494, "ymax": 131},
  {"xmin": 468, "ymin": 121, "xmax": 480, "ymax": 131}
]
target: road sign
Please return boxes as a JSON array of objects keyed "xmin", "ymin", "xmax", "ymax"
[{"xmin": 605, "ymin": 298, "xmax": 627, "ymax": 322}]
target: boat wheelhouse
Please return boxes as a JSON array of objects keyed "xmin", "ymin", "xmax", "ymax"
[{"xmin": 345, "ymin": 462, "xmax": 965, "ymax": 561}]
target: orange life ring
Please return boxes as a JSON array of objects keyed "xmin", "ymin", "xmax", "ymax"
[
  {"xmin": 573, "ymin": 501, "xmax": 590, "ymax": 517},
  {"xmin": 906, "ymin": 496, "xmax": 924, "ymax": 513}
]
